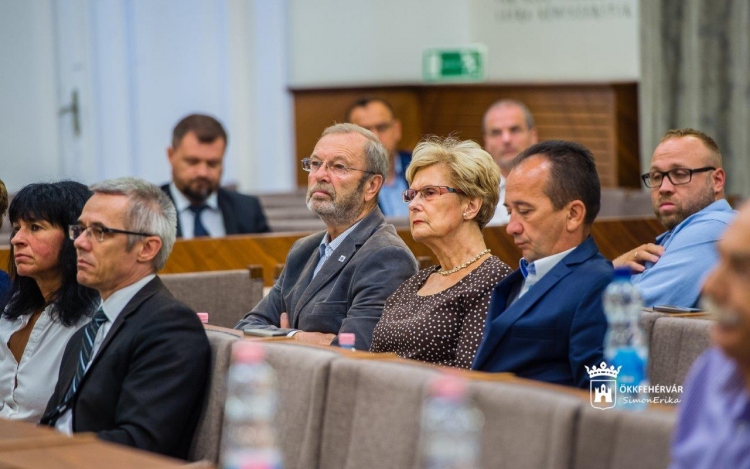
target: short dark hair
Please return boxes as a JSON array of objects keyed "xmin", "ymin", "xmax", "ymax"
[
  {"xmin": 513, "ymin": 140, "xmax": 601, "ymax": 225},
  {"xmin": 4, "ymin": 181, "xmax": 99, "ymax": 325},
  {"xmin": 345, "ymin": 97, "xmax": 396, "ymax": 122},
  {"xmin": 172, "ymin": 114, "xmax": 227, "ymax": 149},
  {"xmin": 661, "ymin": 128, "xmax": 722, "ymax": 166}
]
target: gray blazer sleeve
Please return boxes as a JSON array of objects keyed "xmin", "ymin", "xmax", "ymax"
[{"xmin": 233, "ymin": 265, "xmax": 290, "ymax": 333}]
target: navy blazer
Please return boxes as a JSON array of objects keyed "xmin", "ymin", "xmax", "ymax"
[
  {"xmin": 472, "ymin": 237, "xmax": 613, "ymax": 388},
  {"xmin": 235, "ymin": 207, "xmax": 418, "ymax": 350},
  {"xmin": 161, "ymin": 184, "xmax": 270, "ymax": 237}
]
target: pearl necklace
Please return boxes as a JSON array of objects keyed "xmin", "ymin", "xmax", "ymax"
[{"xmin": 437, "ymin": 249, "xmax": 491, "ymax": 276}]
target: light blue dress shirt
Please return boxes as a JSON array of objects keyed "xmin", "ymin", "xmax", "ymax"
[
  {"xmin": 378, "ymin": 157, "xmax": 409, "ymax": 217},
  {"xmin": 514, "ymin": 246, "xmax": 575, "ymax": 302},
  {"xmin": 631, "ymin": 199, "xmax": 736, "ymax": 308}
]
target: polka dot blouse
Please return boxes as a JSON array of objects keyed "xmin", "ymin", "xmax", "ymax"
[{"xmin": 370, "ymin": 256, "xmax": 512, "ymax": 369}]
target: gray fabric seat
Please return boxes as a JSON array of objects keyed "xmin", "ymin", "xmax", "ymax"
[
  {"xmin": 259, "ymin": 342, "xmax": 342, "ymax": 469},
  {"xmin": 319, "ymin": 359, "xmax": 584, "ymax": 469},
  {"xmin": 466, "ymin": 380, "xmax": 583, "ymax": 469},
  {"xmin": 649, "ymin": 317, "xmax": 713, "ymax": 400},
  {"xmin": 319, "ymin": 359, "xmax": 442, "ymax": 469},
  {"xmin": 573, "ymin": 406, "xmax": 676, "ymax": 469},
  {"xmin": 188, "ymin": 327, "xmax": 241, "ymax": 463},
  {"xmin": 161, "ymin": 267, "xmax": 264, "ymax": 328}
]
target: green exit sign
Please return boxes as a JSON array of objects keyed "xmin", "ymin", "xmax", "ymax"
[{"xmin": 423, "ymin": 46, "xmax": 487, "ymax": 82}]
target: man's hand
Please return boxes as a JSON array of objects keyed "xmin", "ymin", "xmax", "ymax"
[
  {"xmin": 280, "ymin": 312, "xmax": 335, "ymax": 344},
  {"xmin": 292, "ymin": 331, "xmax": 337, "ymax": 345},
  {"xmin": 612, "ymin": 243, "xmax": 665, "ymax": 273}
]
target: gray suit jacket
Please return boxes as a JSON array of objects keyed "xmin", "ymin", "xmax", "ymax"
[{"xmin": 235, "ymin": 207, "xmax": 417, "ymax": 350}]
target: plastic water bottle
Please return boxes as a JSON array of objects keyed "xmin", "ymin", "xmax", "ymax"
[
  {"xmin": 338, "ymin": 332, "xmax": 356, "ymax": 351},
  {"xmin": 602, "ymin": 267, "xmax": 649, "ymax": 410},
  {"xmin": 419, "ymin": 374, "xmax": 483, "ymax": 469},
  {"xmin": 221, "ymin": 342, "xmax": 283, "ymax": 469}
]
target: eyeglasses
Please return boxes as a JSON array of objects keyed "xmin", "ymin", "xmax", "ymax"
[
  {"xmin": 402, "ymin": 185, "xmax": 465, "ymax": 203},
  {"xmin": 641, "ymin": 167, "xmax": 716, "ymax": 188},
  {"xmin": 301, "ymin": 158, "xmax": 375, "ymax": 178},
  {"xmin": 69, "ymin": 224, "xmax": 154, "ymax": 242}
]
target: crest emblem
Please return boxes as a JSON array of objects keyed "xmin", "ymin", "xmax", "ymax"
[{"xmin": 586, "ymin": 362, "xmax": 621, "ymax": 410}]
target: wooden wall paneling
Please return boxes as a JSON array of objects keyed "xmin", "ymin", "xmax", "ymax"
[
  {"xmin": 417, "ymin": 85, "xmax": 619, "ymax": 187},
  {"xmin": 293, "ymin": 83, "xmax": 640, "ymax": 189},
  {"xmin": 613, "ymin": 84, "xmax": 642, "ymax": 188},
  {"xmin": 0, "ymin": 216, "xmax": 663, "ymax": 287},
  {"xmin": 293, "ymin": 88, "xmax": 422, "ymax": 187}
]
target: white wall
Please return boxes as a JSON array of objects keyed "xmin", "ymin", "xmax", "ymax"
[
  {"xmin": 0, "ymin": 0, "xmax": 61, "ymax": 193},
  {"xmin": 289, "ymin": 0, "xmax": 639, "ymax": 87},
  {"xmin": 0, "ymin": 0, "xmax": 294, "ymax": 195},
  {"xmin": 0, "ymin": 0, "xmax": 639, "ymax": 195}
]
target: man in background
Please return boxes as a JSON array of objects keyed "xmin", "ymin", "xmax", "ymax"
[
  {"xmin": 482, "ymin": 99, "xmax": 538, "ymax": 225},
  {"xmin": 346, "ymin": 97, "xmax": 411, "ymax": 217},
  {"xmin": 613, "ymin": 128, "xmax": 735, "ymax": 308},
  {"xmin": 163, "ymin": 113, "xmax": 269, "ymax": 238}
]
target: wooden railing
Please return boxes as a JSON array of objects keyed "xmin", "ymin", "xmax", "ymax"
[{"xmin": 0, "ymin": 217, "xmax": 663, "ymax": 287}]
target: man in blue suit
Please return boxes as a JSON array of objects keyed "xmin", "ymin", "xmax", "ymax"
[{"xmin": 472, "ymin": 140, "xmax": 612, "ymax": 388}]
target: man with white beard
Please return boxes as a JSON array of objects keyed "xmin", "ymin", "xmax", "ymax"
[{"xmin": 235, "ymin": 123, "xmax": 417, "ymax": 350}]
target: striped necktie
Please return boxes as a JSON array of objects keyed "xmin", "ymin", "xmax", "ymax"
[{"xmin": 59, "ymin": 307, "xmax": 109, "ymax": 409}]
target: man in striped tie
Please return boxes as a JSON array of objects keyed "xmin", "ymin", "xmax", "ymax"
[{"xmin": 41, "ymin": 177, "xmax": 210, "ymax": 461}]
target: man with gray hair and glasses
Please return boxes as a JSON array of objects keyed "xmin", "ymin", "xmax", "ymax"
[
  {"xmin": 613, "ymin": 128, "xmax": 736, "ymax": 308},
  {"xmin": 41, "ymin": 177, "xmax": 210, "ymax": 460},
  {"xmin": 236, "ymin": 123, "xmax": 418, "ymax": 350}
]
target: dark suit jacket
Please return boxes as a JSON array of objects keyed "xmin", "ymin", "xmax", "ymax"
[
  {"xmin": 41, "ymin": 277, "xmax": 210, "ymax": 460},
  {"xmin": 472, "ymin": 237, "xmax": 613, "ymax": 388},
  {"xmin": 161, "ymin": 184, "xmax": 270, "ymax": 237},
  {"xmin": 235, "ymin": 207, "xmax": 418, "ymax": 350}
]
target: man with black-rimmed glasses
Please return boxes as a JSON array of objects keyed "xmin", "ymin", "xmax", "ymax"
[
  {"xmin": 614, "ymin": 128, "xmax": 736, "ymax": 308},
  {"xmin": 41, "ymin": 177, "xmax": 210, "ymax": 460},
  {"xmin": 235, "ymin": 123, "xmax": 417, "ymax": 350}
]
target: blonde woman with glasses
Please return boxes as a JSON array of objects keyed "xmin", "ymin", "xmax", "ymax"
[{"xmin": 371, "ymin": 136, "xmax": 512, "ymax": 368}]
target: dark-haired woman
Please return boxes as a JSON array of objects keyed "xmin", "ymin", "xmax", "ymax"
[{"xmin": 0, "ymin": 181, "xmax": 99, "ymax": 421}]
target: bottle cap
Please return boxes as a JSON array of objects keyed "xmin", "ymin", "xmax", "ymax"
[
  {"xmin": 339, "ymin": 332, "xmax": 355, "ymax": 346},
  {"xmin": 613, "ymin": 266, "xmax": 632, "ymax": 278},
  {"xmin": 430, "ymin": 373, "xmax": 467, "ymax": 400},
  {"xmin": 197, "ymin": 312, "xmax": 209, "ymax": 324},
  {"xmin": 232, "ymin": 341, "xmax": 265, "ymax": 363}
]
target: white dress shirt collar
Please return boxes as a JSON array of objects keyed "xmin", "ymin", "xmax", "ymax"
[{"xmin": 516, "ymin": 246, "xmax": 576, "ymax": 300}]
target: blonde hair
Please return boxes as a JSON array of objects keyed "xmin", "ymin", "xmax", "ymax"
[{"xmin": 406, "ymin": 136, "xmax": 500, "ymax": 229}]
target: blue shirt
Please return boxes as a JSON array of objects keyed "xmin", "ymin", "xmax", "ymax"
[
  {"xmin": 378, "ymin": 152, "xmax": 410, "ymax": 218},
  {"xmin": 313, "ymin": 220, "xmax": 362, "ymax": 278},
  {"xmin": 631, "ymin": 199, "xmax": 736, "ymax": 308},
  {"xmin": 670, "ymin": 347, "xmax": 750, "ymax": 469}
]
